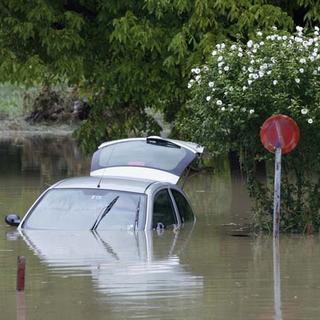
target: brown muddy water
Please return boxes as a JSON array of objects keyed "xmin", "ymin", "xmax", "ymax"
[{"xmin": 0, "ymin": 136, "xmax": 320, "ymax": 320}]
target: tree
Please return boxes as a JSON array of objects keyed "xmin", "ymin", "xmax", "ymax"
[{"xmin": 0, "ymin": 1, "xmax": 315, "ymax": 151}]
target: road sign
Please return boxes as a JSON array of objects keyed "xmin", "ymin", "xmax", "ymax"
[
  {"xmin": 260, "ymin": 114, "xmax": 300, "ymax": 154},
  {"xmin": 260, "ymin": 114, "xmax": 300, "ymax": 239}
]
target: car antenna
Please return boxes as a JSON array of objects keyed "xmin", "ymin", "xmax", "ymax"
[{"xmin": 97, "ymin": 168, "xmax": 107, "ymax": 188}]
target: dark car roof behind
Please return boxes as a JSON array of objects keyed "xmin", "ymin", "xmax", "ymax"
[{"xmin": 52, "ymin": 176, "xmax": 157, "ymax": 194}]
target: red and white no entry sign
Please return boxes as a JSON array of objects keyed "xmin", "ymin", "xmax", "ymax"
[
  {"xmin": 260, "ymin": 114, "xmax": 300, "ymax": 239},
  {"xmin": 260, "ymin": 114, "xmax": 300, "ymax": 154}
]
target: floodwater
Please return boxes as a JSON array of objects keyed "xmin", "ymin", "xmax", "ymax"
[{"xmin": 0, "ymin": 136, "xmax": 320, "ymax": 320}]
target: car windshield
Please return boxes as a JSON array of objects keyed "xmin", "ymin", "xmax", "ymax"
[{"xmin": 23, "ymin": 189, "xmax": 146, "ymax": 230}]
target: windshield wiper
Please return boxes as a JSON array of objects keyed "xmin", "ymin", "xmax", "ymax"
[
  {"xmin": 91, "ymin": 196, "xmax": 119, "ymax": 230},
  {"xmin": 134, "ymin": 197, "xmax": 141, "ymax": 231}
]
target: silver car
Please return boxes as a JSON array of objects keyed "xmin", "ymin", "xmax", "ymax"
[{"xmin": 5, "ymin": 136, "xmax": 203, "ymax": 231}]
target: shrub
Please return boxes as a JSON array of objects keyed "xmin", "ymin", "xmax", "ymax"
[{"xmin": 178, "ymin": 26, "xmax": 320, "ymax": 233}]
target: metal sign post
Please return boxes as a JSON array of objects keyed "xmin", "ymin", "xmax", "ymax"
[
  {"xmin": 273, "ymin": 147, "xmax": 282, "ymax": 239},
  {"xmin": 260, "ymin": 114, "xmax": 300, "ymax": 320}
]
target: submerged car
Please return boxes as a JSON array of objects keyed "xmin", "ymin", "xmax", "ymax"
[{"xmin": 5, "ymin": 136, "xmax": 203, "ymax": 231}]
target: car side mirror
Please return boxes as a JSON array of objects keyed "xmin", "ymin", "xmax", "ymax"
[{"xmin": 5, "ymin": 214, "xmax": 21, "ymax": 227}]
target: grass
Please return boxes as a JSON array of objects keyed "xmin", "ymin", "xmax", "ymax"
[{"xmin": 0, "ymin": 84, "xmax": 39, "ymax": 118}]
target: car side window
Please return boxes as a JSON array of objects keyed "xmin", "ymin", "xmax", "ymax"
[
  {"xmin": 153, "ymin": 189, "xmax": 176, "ymax": 229},
  {"xmin": 171, "ymin": 189, "xmax": 194, "ymax": 223}
]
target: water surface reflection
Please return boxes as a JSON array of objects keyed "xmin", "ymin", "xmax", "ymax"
[{"xmin": 21, "ymin": 228, "xmax": 203, "ymax": 313}]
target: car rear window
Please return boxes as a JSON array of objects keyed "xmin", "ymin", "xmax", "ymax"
[{"xmin": 91, "ymin": 140, "xmax": 196, "ymax": 177}]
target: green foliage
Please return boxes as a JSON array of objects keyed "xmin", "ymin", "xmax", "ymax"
[
  {"xmin": 178, "ymin": 26, "xmax": 320, "ymax": 233},
  {"xmin": 0, "ymin": 0, "xmax": 297, "ymax": 150}
]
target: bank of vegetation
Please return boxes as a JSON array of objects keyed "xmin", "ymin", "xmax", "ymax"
[{"xmin": 1, "ymin": 1, "xmax": 320, "ymax": 232}]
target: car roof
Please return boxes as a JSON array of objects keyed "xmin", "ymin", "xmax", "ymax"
[{"xmin": 52, "ymin": 176, "xmax": 158, "ymax": 194}]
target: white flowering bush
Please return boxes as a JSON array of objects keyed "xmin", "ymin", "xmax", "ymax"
[{"xmin": 179, "ymin": 26, "xmax": 320, "ymax": 233}]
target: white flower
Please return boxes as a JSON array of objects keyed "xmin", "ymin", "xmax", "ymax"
[
  {"xmin": 308, "ymin": 118, "xmax": 313, "ymax": 124},
  {"xmin": 230, "ymin": 108, "xmax": 234, "ymax": 112},
  {"xmin": 230, "ymin": 44, "xmax": 237, "ymax": 50},
  {"xmin": 259, "ymin": 41, "xmax": 265, "ymax": 46},
  {"xmin": 216, "ymin": 100, "xmax": 223, "ymax": 106},
  {"xmin": 194, "ymin": 67, "xmax": 201, "ymax": 74},
  {"xmin": 282, "ymin": 36, "xmax": 287, "ymax": 41},
  {"xmin": 296, "ymin": 26, "xmax": 303, "ymax": 33},
  {"xmin": 267, "ymin": 70, "xmax": 272, "ymax": 75},
  {"xmin": 248, "ymin": 66, "xmax": 254, "ymax": 73},
  {"xmin": 224, "ymin": 66, "xmax": 230, "ymax": 71},
  {"xmin": 253, "ymin": 74, "xmax": 259, "ymax": 79},
  {"xmin": 248, "ymin": 80, "xmax": 253, "ymax": 85},
  {"xmin": 259, "ymin": 71, "xmax": 264, "ymax": 77},
  {"xmin": 238, "ymin": 52, "xmax": 243, "ymax": 57},
  {"xmin": 212, "ymin": 50, "xmax": 217, "ymax": 56},
  {"xmin": 241, "ymin": 107, "xmax": 247, "ymax": 112},
  {"xmin": 218, "ymin": 62, "xmax": 224, "ymax": 68},
  {"xmin": 247, "ymin": 40, "xmax": 253, "ymax": 48},
  {"xmin": 249, "ymin": 109, "xmax": 255, "ymax": 114},
  {"xmin": 208, "ymin": 81, "xmax": 214, "ymax": 88},
  {"xmin": 203, "ymin": 65, "xmax": 209, "ymax": 72},
  {"xmin": 242, "ymin": 86, "xmax": 248, "ymax": 91},
  {"xmin": 301, "ymin": 108, "xmax": 308, "ymax": 115},
  {"xmin": 299, "ymin": 58, "xmax": 306, "ymax": 64},
  {"xmin": 187, "ymin": 83, "xmax": 192, "ymax": 88},
  {"xmin": 218, "ymin": 70, "xmax": 223, "ymax": 74},
  {"xmin": 217, "ymin": 56, "xmax": 223, "ymax": 62},
  {"xmin": 315, "ymin": 26, "xmax": 319, "ymax": 31},
  {"xmin": 221, "ymin": 107, "xmax": 226, "ymax": 111},
  {"xmin": 295, "ymin": 37, "xmax": 303, "ymax": 43},
  {"xmin": 257, "ymin": 31, "xmax": 263, "ymax": 36},
  {"xmin": 295, "ymin": 78, "xmax": 301, "ymax": 83},
  {"xmin": 299, "ymin": 68, "xmax": 304, "ymax": 73},
  {"xmin": 272, "ymin": 26, "xmax": 277, "ymax": 31},
  {"xmin": 206, "ymin": 96, "xmax": 211, "ymax": 101},
  {"xmin": 270, "ymin": 35, "xmax": 275, "ymax": 41},
  {"xmin": 273, "ymin": 80, "xmax": 278, "ymax": 85},
  {"xmin": 195, "ymin": 75, "xmax": 201, "ymax": 81}
]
